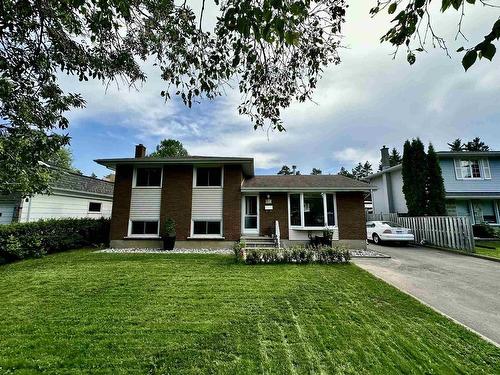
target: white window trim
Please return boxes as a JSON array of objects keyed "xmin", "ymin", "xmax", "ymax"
[
  {"xmin": 87, "ymin": 201, "xmax": 102, "ymax": 213},
  {"xmin": 189, "ymin": 219, "xmax": 224, "ymax": 239},
  {"xmin": 127, "ymin": 219, "xmax": 161, "ymax": 238},
  {"xmin": 454, "ymin": 158, "xmax": 491, "ymax": 181},
  {"xmin": 133, "ymin": 167, "xmax": 163, "ymax": 188},
  {"xmin": 287, "ymin": 192, "xmax": 338, "ymax": 230},
  {"xmin": 193, "ymin": 166, "xmax": 224, "ymax": 188}
]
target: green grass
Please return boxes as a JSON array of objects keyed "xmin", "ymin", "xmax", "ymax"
[
  {"xmin": 0, "ymin": 250, "xmax": 499, "ymax": 374},
  {"xmin": 475, "ymin": 241, "xmax": 500, "ymax": 259}
]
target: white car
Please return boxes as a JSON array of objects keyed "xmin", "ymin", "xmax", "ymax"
[{"xmin": 366, "ymin": 221, "xmax": 414, "ymax": 245}]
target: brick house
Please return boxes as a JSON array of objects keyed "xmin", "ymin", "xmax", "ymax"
[{"xmin": 96, "ymin": 145, "xmax": 371, "ymax": 249}]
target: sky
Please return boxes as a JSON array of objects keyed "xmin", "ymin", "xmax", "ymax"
[{"xmin": 60, "ymin": 1, "xmax": 500, "ymax": 178}]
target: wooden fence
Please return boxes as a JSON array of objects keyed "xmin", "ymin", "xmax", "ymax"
[
  {"xmin": 397, "ymin": 216, "xmax": 475, "ymax": 252},
  {"xmin": 367, "ymin": 214, "xmax": 475, "ymax": 252}
]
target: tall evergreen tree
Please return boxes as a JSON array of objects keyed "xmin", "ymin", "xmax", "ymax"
[
  {"xmin": 448, "ymin": 138, "xmax": 464, "ymax": 151},
  {"xmin": 389, "ymin": 148, "xmax": 402, "ymax": 166},
  {"xmin": 338, "ymin": 167, "xmax": 353, "ymax": 179},
  {"xmin": 464, "ymin": 137, "xmax": 490, "ymax": 151},
  {"xmin": 402, "ymin": 139, "xmax": 427, "ymax": 216},
  {"xmin": 426, "ymin": 144, "xmax": 447, "ymax": 216}
]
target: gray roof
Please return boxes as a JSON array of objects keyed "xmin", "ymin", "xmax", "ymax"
[
  {"xmin": 437, "ymin": 151, "xmax": 500, "ymax": 158},
  {"xmin": 241, "ymin": 175, "xmax": 373, "ymax": 191},
  {"xmin": 95, "ymin": 156, "xmax": 255, "ymax": 176},
  {"xmin": 52, "ymin": 170, "xmax": 114, "ymax": 196},
  {"xmin": 446, "ymin": 192, "xmax": 500, "ymax": 198}
]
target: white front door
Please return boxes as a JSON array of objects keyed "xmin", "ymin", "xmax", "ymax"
[{"xmin": 242, "ymin": 195, "xmax": 259, "ymax": 234}]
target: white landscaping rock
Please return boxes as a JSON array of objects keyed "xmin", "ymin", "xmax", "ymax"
[{"xmin": 97, "ymin": 248, "xmax": 232, "ymax": 254}]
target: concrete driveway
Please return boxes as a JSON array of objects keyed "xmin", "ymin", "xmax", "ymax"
[{"xmin": 354, "ymin": 244, "xmax": 500, "ymax": 346}]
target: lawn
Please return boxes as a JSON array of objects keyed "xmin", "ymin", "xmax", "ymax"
[
  {"xmin": 0, "ymin": 250, "xmax": 499, "ymax": 374},
  {"xmin": 475, "ymin": 241, "xmax": 500, "ymax": 259}
]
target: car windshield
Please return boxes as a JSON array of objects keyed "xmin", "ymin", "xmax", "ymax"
[{"xmin": 381, "ymin": 221, "xmax": 401, "ymax": 228}]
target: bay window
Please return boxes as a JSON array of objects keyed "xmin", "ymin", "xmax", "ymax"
[{"xmin": 289, "ymin": 193, "xmax": 336, "ymax": 228}]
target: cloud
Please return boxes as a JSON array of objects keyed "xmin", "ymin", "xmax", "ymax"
[{"xmin": 58, "ymin": 1, "xmax": 500, "ymax": 178}]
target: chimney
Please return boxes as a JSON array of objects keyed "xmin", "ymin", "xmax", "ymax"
[
  {"xmin": 135, "ymin": 144, "xmax": 146, "ymax": 158},
  {"xmin": 380, "ymin": 145, "xmax": 390, "ymax": 170}
]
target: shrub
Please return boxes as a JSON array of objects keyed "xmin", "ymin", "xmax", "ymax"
[
  {"xmin": 243, "ymin": 245, "xmax": 350, "ymax": 265},
  {"xmin": 473, "ymin": 223, "xmax": 498, "ymax": 239},
  {"xmin": 232, "ymin": 240, "xmax": 245, "ymax": 262},
  {"xmin": 0, "ymin": 218, "xmax": 110, "ymax": 263}
]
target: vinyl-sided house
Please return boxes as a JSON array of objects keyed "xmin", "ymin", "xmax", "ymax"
[
  {"xmin": 96, "ymin": 145, "xmax": 371, "ymax": 249},
  {"xmin": 0, "ymin": 168, "xmax": 114, "ymax": 224},
  {"xmin": 367, "ymin": 147, "xmax": 500, "ymax": 226}
]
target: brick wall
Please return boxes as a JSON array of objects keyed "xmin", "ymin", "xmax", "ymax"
[
  {"xmin": 160, "ymin": 165, "xmax": 193, "ymax": 240},
  {"xmin": 337, "ymin": 192, "xmax": 366, "ymax": 240},
  {"xmin": 110, "ymin": 165, "xmax": 133, "ymax": 240},
  {"xmin": 259, "ymin": 193, "xmax": 289, "ymax": 239},
  {"xmin": 223, "ymin": 165, "xmax": 242, "ymax": 240}
]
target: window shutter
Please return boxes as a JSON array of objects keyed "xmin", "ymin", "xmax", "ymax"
[
  {"xmin": 454, "ymin": 159, "xmax": 462, "ymax": 180},
  {"xmin": 482, "ymin": 159, "xmax": 491, "ymax": 179}
]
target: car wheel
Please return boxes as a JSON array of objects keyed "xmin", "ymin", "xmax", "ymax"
[{"xmin": 372, "ymin": 234, "xmax": 381, "ymax": 245}]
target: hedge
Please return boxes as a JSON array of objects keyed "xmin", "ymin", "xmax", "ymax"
[
  {"xmin": 0, "ymin": 218, "xmax": 110, "ymax": 262},
  {"xmin": 241, "ymin": 245, "xmax": 351, "ymax": 265}
]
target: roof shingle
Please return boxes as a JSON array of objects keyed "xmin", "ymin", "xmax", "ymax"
[{"xmin": 242, "ymin": 175, "xmax": 372, "ymax": 190}]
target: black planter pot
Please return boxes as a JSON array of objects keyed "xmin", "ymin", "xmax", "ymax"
[{"xmin": 163, "ymin": 236, "xmax": 176, "ymax": 250}]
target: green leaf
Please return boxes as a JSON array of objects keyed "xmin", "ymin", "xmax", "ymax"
[
  {"xmin": 415, "ymin": 0, "xmax": 426, "ymax": 8},
  {"xmin": 462, "ymin": 50, "xmax": 477, "ymax": 71},
  {"xmin": 456, "ymin": 46, "xmax": 464, "ymax": 52},
  {"xmin": 441, "ymin": 0, "xmax": 451, "ymax": 11},
  {"xmin": 465, "ymin": 0, "xmax": 475, "ymax": 3},
  {"xmin": 388, "ymin": 3, "xmax": 397, "ymax": 14},
  {"xmin": 407, "ymin": 52, "xmax": 416, "ymax": 65},
  {"xmin": 481, "ymin": 43, "xmax": 496, "ymax": 61}
]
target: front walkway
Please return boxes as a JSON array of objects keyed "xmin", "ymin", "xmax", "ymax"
[{"xmin": 353, "ymin": 244, "xmax": 500, "ymax": 346}]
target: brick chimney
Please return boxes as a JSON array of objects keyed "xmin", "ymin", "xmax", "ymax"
[
  {"xmin": 135, "ymin": 144, "xmax": 146, "ymax": 158},
  {"xmin": 380, "ymin": 145, "xmax": 390, "ymax": 170}
]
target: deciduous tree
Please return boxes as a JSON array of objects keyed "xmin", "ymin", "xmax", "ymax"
[
  {"xmin": 371, "ymin": 0, "xmax": 500, "ymax": 70},
  {"xmin": 0, "ymin": 0, "xmax": 345, "ymax": 195},
  {"xmin": 149, "ymin": 139, "xmax": 189, "ymax": 158}
]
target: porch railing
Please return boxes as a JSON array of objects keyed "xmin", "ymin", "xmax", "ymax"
[{"xmin": 274, "ymin": 220, "xmax": 281, "ymax": 249}]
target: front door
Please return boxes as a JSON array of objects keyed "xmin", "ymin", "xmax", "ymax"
[{"xmin": 243, "ymin": 195, "xmax": 259, "ymax": 234}]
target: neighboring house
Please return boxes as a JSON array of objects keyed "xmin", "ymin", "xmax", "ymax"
[
  {"xmin": 366, "ymin": 146, "xmax": 500, "ymax": 226},
  {"xmin": 95, "ymin": 144, "xmax": 372, "ymax": 249},
  {"xmin": 0, "ymin": 169, "xmax": 114, "ymax": 224}
]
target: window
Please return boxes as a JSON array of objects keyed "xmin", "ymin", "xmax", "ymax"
[
  {"xmin": 455, "ymin": 159, "xmax": 491, "ymax": 180},
  {"xmin": 289, "ymin": 193, "xmax": 336, "ymax": 228},
  {"xmin": 88, "ymin": 202, "xmax": 101, "ymax": 212},
  {"xmin": 136, "ymin": 168, "xmax": 162, "ymax": 187},
  {"xmin": 366, "ymin": 223, "xmax": 375, "ymax": 228},
  {"xmin": 193, "ymin": 221, "xmax": 221, "ymax": 235},
  {"xmin": 472, "ymin": 200, "xmax": 498, "ymax": 224},
  {"xmin": 326, "ymin": 193, "xmax": 335, "ymax": 226},
  {"xmin": 196, "ymin": 167, "xmax": 222, "ymax": 186},
  {"xmin": 304, "ymin": 193, "xmax": 324, "ymax": 227},
  {"xmin": 290, "ymin": 194, "xmax": 301, "ymax": 226},
  {"xmin": 130, "ymin": 221, "xmax": 159, "ymax": 235},
  {"xmin": 244, "ymin": 196, "xmax": 258, "ymax": 229}
]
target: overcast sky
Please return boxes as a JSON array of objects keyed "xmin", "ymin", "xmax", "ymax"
[{"xmin": 61, "ymin": 1, "xmax": 500, "ymax": 177}]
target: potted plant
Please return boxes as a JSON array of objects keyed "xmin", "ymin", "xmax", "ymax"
[{"xmin": 163, "ymin": 218, "xmax": 176, "ymax": 250}]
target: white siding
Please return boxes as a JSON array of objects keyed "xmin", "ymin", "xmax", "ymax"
[
  {"xmin": 390, "ymin": 169, "xmax": 408, "ymax": 214},
  {"xmin": 0, "ymin": 197, "xmax": 17, "ymax": 224},
  {"xmin": 370, "ymin": 175, "xmax": 390, "ymax": 214},
  {"xmin": 19, "ymin": 193, "xmax": 112, "ymax": 222},
  {"xmin": 129, "ymin": 188, "xmax": 162, "ymax": 220},
  {"xmin": 191, "ymin": 187, "xmax": 223, "ymax": 220}
]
